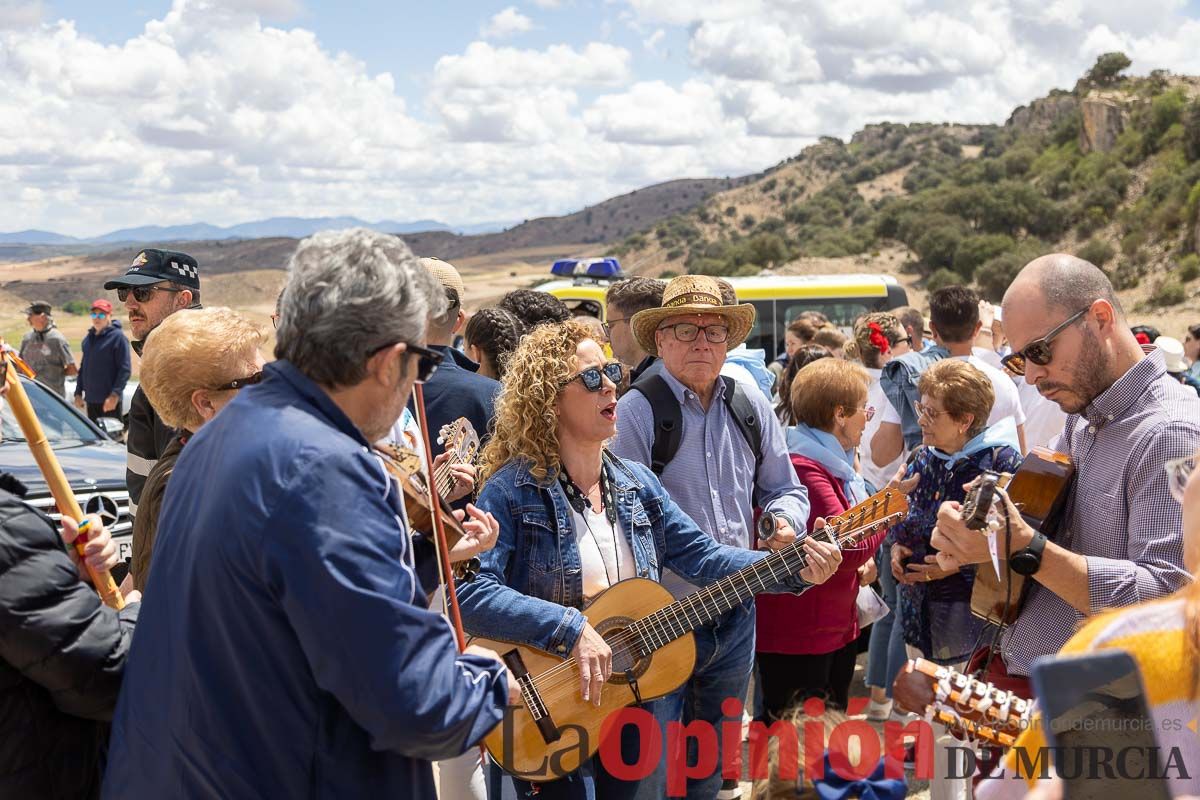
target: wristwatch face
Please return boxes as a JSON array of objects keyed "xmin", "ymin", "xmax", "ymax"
[
  {"xmin": 757, "ymin": 513, "xmax": 776, "ymax": 540},
  {"xmin": 1010, "ymin": 548, "xmax": 1040, "ymax": 576}
]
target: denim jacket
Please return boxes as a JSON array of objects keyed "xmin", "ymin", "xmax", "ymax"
[{"xmin": 457, "ymin": 453, "xmax": 810, "ymax": 658}]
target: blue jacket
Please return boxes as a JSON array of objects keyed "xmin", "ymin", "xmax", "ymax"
[
  {"xmin": 415, "ymin": 345, "xmax": 500, "ymax": 444},
  {"xmin": 75, "ymin": 321, "xmax": 130, "ymax": 403},
  {"xmin": 103, "ymin": 360, "xmax": 507, "ymax": 799},
  {"xmin": 879, "ymin": 345, "xmax": 948, "ymax": 449},
  {"xmin": 457, "ymin": 453, "xmax": 809, "ymax": 657}
]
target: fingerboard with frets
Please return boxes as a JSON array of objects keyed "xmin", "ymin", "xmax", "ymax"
[{"xmin": 627, "ymin": 489, "xmax": 907, "ymax": 654}]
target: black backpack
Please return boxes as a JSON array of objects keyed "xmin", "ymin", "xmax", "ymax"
[{"xmin": 628, "ymin": 373, "xmax": 764, "ymax": 491}]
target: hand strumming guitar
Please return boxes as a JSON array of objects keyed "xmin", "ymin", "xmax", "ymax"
[
  {"xmin": 447, "ymin": 503, "xmax": 499, "ymax": 563},
  {"xmin": 572, "ymin": 622, "xmax": 612, "ymax": 707}
]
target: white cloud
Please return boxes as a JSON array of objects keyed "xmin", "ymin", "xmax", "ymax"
[
  {"xmin": 0, "ymin": 0, "xmax": 42, "ymax": 29},
  {"xmin": 480, "ymin": 6, "xmax": 533, "ymax": 39},
  {"xmin": 433, "ymin": 41, "xmax": 632, "ymax": 89},
  {"xmin": 689, "ymin": 18, "xmax": 822, "ymax": 82},
  {"xmin": 11, "ymin": 0, "xmax": 1200, "ymax": 238}
]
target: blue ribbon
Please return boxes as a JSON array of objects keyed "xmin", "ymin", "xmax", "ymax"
[{"xmin": 813, "ymin": 754, "xmax": 907, "ymax": 800}]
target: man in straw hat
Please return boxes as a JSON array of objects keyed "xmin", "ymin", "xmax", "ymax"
[{"xmin": 612, "ymin": 275, "xmax": 819, "ymax": 800}]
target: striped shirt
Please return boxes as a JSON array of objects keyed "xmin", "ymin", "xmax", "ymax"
[
  {"xmin": 611, "ymin": 364, "xmax": 809, "ymax": 595},
  {"xmin": 1001, "ymin": 349, "xmax": 1200, "ymax": 676},
  {"xmin": 979, "ymin": 597, "xmax": 1200, "ymax": 799}
]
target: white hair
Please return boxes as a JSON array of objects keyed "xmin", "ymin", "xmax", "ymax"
[{"xmin": 275, "ymin": 228, "xmax": 446, "ymax": 386}]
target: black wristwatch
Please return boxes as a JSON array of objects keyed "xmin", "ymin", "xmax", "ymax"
[{"xmin": 1009, "ymin": 532, "xmax": 1047, "ymax": 576}]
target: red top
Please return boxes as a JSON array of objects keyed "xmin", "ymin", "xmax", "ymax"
[{"xmin": 754, "ymin": 454, "xmax": 887, "ymax": 655}]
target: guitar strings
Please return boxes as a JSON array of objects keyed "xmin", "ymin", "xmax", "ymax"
[
  {"xmin": 525, "ymin": 512, "xmax": 903, "ymax": 697},
  {"xmin": 525, "ymin": 509, "xmax": 902, "ymax": 694}
]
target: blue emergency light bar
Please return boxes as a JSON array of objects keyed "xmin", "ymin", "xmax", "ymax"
[{"xmin": 550, "ymin": 258, "xmax": 624, "ymax": 279}]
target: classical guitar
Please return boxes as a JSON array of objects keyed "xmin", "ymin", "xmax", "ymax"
[
  {"xmin": 962, "ymin": 447, "xmax": 1074, "ymax": 626},
  {"xmin": 470, "ymin": 489, "xmax": 909, "ymax": 781},
  {"xmin": 893, "ymin": 658, "xmax": 1032, "ymax": 748}
]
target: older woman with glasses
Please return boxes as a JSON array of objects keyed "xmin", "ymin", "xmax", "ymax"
[
  {"xmin": 755, "ymin": 357, "xmax": 889, "ymax": 718},
  {"xmin": 888, "ymin": 359, "xmax": 1022, "ymax": 665},
  {"xmin": 129, "ymin": 307, "xmax": 266, "ymax": 591},
  {"xmin": 978, "ymin": 449, "xmax": 1200, "ymax": 800},
  {"xmin": 456, "ymin": 320, "xmax": 840, "ymax": 799}
]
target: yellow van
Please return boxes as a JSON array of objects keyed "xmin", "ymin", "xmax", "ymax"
[{"xmin": 538, "ymin": 271, "xmax": 909, "ymax": 360}]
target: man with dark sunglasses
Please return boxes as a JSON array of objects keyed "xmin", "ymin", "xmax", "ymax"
[
  {"xmin": 103, "ymin": 229, "xmax": 513, "ymax": 800},
  {"xmin": 931, "ymin": 253, "xmax": 1200, "ymax": 687},
  {"xmin": 103, "ymin": 249, "xmax": 201, "ymax": 519}
]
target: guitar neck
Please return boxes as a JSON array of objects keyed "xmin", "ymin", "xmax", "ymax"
[
  {"xmin": 630, "ymin": 544, "xmax": 810, "ymax": 651},
  {"xmin": 629, "ymin": 490, "xmax": 906, "ymax": 654}
]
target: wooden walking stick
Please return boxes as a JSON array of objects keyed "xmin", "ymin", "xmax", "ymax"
[{"xmin": 1, "ymin": 345, "xmax": 125, "ymax": 609}]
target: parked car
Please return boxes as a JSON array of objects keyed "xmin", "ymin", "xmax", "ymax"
[
  {"xmin": 2, "ymin": 375, "xmax": 132, "ymax": 583},
  {"xmin": 64, "ymin": 376, "xmax": 138, "ymax": 429}
]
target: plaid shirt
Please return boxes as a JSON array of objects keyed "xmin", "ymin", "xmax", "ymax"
[{"xmin": 1001, "ymin": 348, "xmax": 1200, "ymax": 676}]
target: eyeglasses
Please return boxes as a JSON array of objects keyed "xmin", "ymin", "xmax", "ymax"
[
  {"xmin": 117, "ymin": 285, "xmax": 182, "ymax": 303},
  {"xmin": 369, "ymin": 341, "xmax": 444, "ymax": 383},
  {"xmin": 90, "ymin": 311, "xmax": 107, "ymax": 319},
  {"xmin": 658, "ymin": 322, "xmax": 729, "ymax": 344},
  {"xmin": 561, "ymin": 361, "xmax": 625, "ymax": 392},
  {"xmin": 270, "ymin": 313, "xmax": 280, "ymax": 329},
  {"xmin": 853, "ymin": 405, "xmax": 876, "ymax": 422},
  {"xmin": 1166, "ymin": 454, "xmax": 1195, "ymax": 503},
  {"xmin": 914, "ymin": 402, "xmax": 951, "ymax": 420},
  {"xmin": 600, "ymin": 317, "xmax": 631, "ymax": 338},
  {"xmin": 896, "ymin": 336, "xmax": 913, "ymax": 347},
  {"xmin": 1000, "ymin": 308, "xmax": 1089, "ymax": 376},
  {"xmin": 213, "ymin": 371, "xmax": 264, "ymax": 391}
]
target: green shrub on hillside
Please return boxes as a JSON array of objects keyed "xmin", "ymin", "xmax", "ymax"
[
  {"xmin": 926, "ymin": 268, "xmax": 961, "ymax": 293},
  {"xmin": 1184, "ymin": 99, "xmax": 1200, "ymax": 162},
  {"xmin": 1147, "ymin": 89, "xmax": 1187, "ymax": 153},
  {"xmin": 61, "ymin": 300, "xmax": 90, "ymax": 315},
  {"xmin": 1076, "ymin": 238, "xmax": 1116, "ymax": 267},
  {"xmin": 954, "ymin": 234, "xmax": 1016, "ymax": 279},
  {"xmin": 1150, "ymin": 278, "xmax": 1187, "ymax": 305},
  {"xmin": 914, "ymin": 226, "xmax": 963, "ymax": 272},
  {"xmin": 1178, "ymin": 254, "xmax": 1200, "ymax": 281}
]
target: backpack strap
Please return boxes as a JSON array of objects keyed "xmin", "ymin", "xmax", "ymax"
[
  {"xmin": 721, "ymin": 375, "xmax": 764, "ymax": 477},
  {"xmin": 628, "ymin": 374, "xmax": 683, "ymax": 476}
]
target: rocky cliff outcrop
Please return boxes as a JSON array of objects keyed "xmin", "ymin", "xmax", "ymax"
[
  {"xmin": 1007, "ymin": 92, "xmax": 1078, "ymax": 135},
  {"xmin": 1078, "ymin": 97, "xmax": 1125, "ymax": 153}
]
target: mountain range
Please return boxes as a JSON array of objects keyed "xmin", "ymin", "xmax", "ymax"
[{"xmin": 0, "ymin": 216, "xmax": 515, "ymax": 245}]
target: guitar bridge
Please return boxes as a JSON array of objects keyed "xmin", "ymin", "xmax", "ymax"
[{"xmin": 502, "ymin": 649, "xmax": 561, "ymax": 745}]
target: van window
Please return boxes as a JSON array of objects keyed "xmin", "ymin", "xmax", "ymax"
[{"xmin": 753, "ymin": 298, "xmax": 894, "ymax": 358}]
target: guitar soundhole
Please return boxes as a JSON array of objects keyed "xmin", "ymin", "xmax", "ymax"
[{"xmin": 594, "ymin": 616, "xmax": 651, "ymax": 683}]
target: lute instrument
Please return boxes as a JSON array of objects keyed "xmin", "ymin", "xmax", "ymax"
[
  {"xmin": 893, "ymin": 658, "xmax": 1032, "ymax": 748},
  {"xmin": 962, "ymin": 447, "xmax": 1074, "ymax": 626},
  {"xmin": 376, "ymin": 416, "xmax": 481, "ymax": 555},
  {"xmin": 470, "ymin": 488, "xmax": 908, "ymax": 781}
]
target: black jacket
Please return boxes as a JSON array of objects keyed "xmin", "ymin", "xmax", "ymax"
[
  {"xmin": 0, "ymin": 487, "xmax": 140, "ymax": 799},
  {"xmin": 126, "ymin": 338, "xmax": 175, "ymax": 512}
]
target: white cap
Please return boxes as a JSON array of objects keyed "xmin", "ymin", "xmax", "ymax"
[{"xmin": 1157, "ymin": 336, "xmax": 1187, "ymax": 373}]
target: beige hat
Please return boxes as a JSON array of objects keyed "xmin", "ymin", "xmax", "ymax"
[
  {"xmin": 1157, "ymin": 336, "xmax": 1188, "ymax": 373},
  {"xmin": 631, "ymin": 275, "xmax": 756, "ymax": 356},
  {"xmin": 420, "ymin": 257, "xmax": 465, "ymax": 299}
]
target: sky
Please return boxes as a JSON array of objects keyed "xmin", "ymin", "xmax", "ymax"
[{"xmin": 7, "ymin": 1, "xmax": 1200, "ymax": 237}]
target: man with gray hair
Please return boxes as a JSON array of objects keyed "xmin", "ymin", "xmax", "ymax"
[{"xmin": 103, "ymin": 230, "xmax": 514, "ymax": 799}]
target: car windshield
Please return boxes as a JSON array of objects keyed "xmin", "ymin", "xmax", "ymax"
[{"xmin": 1, "ymin": 378, "xmax": 102, "ymax": 447}]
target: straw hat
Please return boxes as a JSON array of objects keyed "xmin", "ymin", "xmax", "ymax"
[
  {"xmin": 1157, "ymin": 336, "xmax": 1188, "ymax": 373},
  {"xmin": 420, "ymin": 257, "xmax": 465, "ymax": 298},
  {"xmin": 631, "ymin": 275, "xmax": 756, "ymax": 356}
]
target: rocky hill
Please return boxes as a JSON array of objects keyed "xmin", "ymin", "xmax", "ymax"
[{"xmin": 612, "ymin": 54, "xmax": 1200, "ymax": 321}]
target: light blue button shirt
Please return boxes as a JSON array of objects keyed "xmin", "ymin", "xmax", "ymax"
[{"xmin": 611, "ymin": 365, "xmax": 810, "ymax": 595}]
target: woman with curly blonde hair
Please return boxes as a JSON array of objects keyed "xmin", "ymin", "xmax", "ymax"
[{"xmin": 459, "ymin": 320, "xmax": 839, "ymax": 799}]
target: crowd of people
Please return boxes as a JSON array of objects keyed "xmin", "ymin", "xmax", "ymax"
[{"xmin": 3, "ymin": 230, "xmax": 1200, "ymax": 800}]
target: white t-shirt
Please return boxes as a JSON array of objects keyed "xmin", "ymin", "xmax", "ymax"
[
  {"xmin": 860, "ymin": 368, "xmax": 905, "ymax": 490},
  {"xmin": 877, "ymin": 355, "xmax": 1026, "ymax": 430},
  {"xmin": 571, "ymin": 505, "xmax": 636, "ymax": 601},
  {"xmin": 972, "ymin": 346, "xmax": 1004, "ymax": 372},
  {"xmin": 1017, "ymin": 379, "xmax": 1068, "ymax": 451}
]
